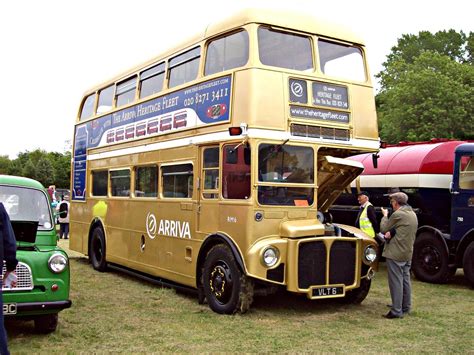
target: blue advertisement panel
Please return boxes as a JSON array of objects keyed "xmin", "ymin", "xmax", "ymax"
[{"xmin": 72, "ymin": 75, "xmax": 232, "ymax": 201}]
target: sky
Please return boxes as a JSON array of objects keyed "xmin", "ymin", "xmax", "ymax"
[{"xmin": 0, "ymin": 0, "xmax": 471, "ymax": 159}]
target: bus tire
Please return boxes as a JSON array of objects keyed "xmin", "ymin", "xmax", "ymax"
[
  {"xmin": 340, "ymin": 278, "xmax": 371, "ymax": 304},
  {"xmin": 412, "ymin": 232, "xmax": 450, "ymax": 283},
  {"xmin": 462, "ymin": 242, "xmax": 474, "ymax": 287},
  {"xmin": 90, "ymin": 227, "xmax": 107, "ymax": 272},
  {"xmin": 202, "ymin": 244, "xmax": 253, "ymax": 314},
  {"xmin": 34, "ymin": 313, "xmax": 58, "ymax": 333}
]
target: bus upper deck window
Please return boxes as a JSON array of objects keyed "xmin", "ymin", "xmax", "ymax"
[
  {"xmin": 116, "ymin": 77, "xmax": 137, "ymax": 108},
  {"xmin": 140, "ymin": 63, "xmax": 165, "ymax": 99},
  {"xmin": 80, "ymin": 94, "xmax": 96, "ymax": 120},
  {"xmin": 258, "ymin": 27, "xmax": 313, "ymax": 71},
  {"xmin": 97, "ymin": 85, "xmax": 114, "ymax": 115},
  {"xmin": 168, "ymin": 47, "xmax": 201, "ymax": 89},
  {"xmin": 205, "ymin": 30, "xmax": 249, "ymax": 76},
  {"xmin": 318, "ymin": 40, "xmax": 366, "ymax": 82}
]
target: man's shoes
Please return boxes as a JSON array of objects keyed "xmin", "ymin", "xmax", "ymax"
[
  {"xmin": 386, "ymin": 304, "xmax": 410, "ymax": 314},
  {"xmin": 383, "ymin": 311, "xmax": 403, "ymax": 319}
]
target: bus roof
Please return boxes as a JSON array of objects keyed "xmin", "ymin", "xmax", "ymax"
[
  {"xmin": 84, "ymin": 8, "xmax": 365, "ymax": 94},
  {"xmin": 349, "ymin": 140, "xmax": 471, "ymax": 175},
  {"xmin": 205, "ymin": 8, "xmax": 365, "ymax": 45},
  {"xmin": 0, "ymin": 175, "xmax": 45, "ymax": 190}
]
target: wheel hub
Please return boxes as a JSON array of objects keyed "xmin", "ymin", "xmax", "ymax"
[
  {"xmin": 209, "ymin": 262, "xmax": 233, "ymax": 303},
  {"xmin": 420, "ymin": 246, "xmax": 441, "ymax": 273}
]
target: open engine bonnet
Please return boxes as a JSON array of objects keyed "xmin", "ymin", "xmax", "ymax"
[
  {"xmin": 11, "ymin": 221, "xmax": 38, "ymax": 243},
  {"xmin": 317, "ymin": 156, "xmax": 364, "ymax": 211}
]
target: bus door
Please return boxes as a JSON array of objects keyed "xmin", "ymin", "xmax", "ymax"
[{"xmin": 197, "ymin": 146, "xmax": 220, "ymax": 234}]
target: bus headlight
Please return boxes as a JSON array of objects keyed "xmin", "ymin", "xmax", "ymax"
[
  {"xmin": 48, "ymin": 254, "xmax": 68, "ymax": 273},
  {"xmin": 364, "ymin": 246, "xmax": 377, "ymax": 263},
  {"xmin": 262, "ymin": 247, "xmax": 279, "ymax": 267}
]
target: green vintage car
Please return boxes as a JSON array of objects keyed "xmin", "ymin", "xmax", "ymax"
[{"xmin": 0, "ymin": 175, "xmax": 71, "ymax": 333}]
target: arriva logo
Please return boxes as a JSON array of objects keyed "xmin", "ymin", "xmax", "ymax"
[
  {"xmin": 146, "ymin": 213, "xmax": 191, "ymax": 239},
  {"xmin": 146, "ymin": 213, "xmax": 158, "ymax": 239}
]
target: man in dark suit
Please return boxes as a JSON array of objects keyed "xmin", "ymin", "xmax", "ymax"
[{"xmin": 0, "ymin": 202, "xmax": 18, "ymax": 355}]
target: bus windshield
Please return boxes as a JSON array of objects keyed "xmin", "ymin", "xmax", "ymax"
[{"xmin": 258, "ymin": 143, "xmax": 314, "ymax": 206}]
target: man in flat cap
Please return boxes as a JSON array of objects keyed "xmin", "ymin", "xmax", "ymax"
[
  {"xmin": 355, "ymin": 191, "xmax": 379, "ymax": 239},
  {"xmin": 380, "ymin": 192, "xmax": 418, "ymax": 319}
]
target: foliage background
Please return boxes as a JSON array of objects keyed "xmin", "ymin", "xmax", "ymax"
[
  {"xmin": 0, "ymin": 150, "xmax": 71, "ymax": 188},
  {"xmin": 375, "ymin": 30, "xmax": 474, "ymax": 143}
]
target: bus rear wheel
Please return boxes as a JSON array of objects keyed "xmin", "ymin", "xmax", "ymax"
[
  {"xmin": 202, "ymin": 244, "xmax": 253, "ymax": 314},
  {"xmin": 90, "ymin": 227, "xmax": 107, "ymax": 272},
  {"xmin": 412, "ymin": 233, "xmax": 450, "ymax": 283},
  {"xmin": 463, "ymin": 242, "xmax": 474, "ymax": 287}
]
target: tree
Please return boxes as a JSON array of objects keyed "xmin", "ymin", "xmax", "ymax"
[
  {"xmin": 3, "ymin": 150, "xmax": 71, "ymax": 188},
  {"xmin": 36, "ymin": 157, "xmax": 54, "ymax": 186},
  {"xmin": 23, "ymin": 159, "xmax": 37, "ymax": 180},
  {"xmin": 376, "ymin": 30, "xmax": 474, "ymax": 143},
  {"xmin": 0, "ymin": 156, "xmax": 11, "ymax": 174}
]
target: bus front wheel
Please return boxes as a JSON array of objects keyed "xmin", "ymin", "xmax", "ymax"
[
  {"xmin": 202, "ymin": 244, "xmax": 253, "ymax": 314},
  {"xmin": 90, "ymin": 227, "xmax": 107, "ymax": 272}
]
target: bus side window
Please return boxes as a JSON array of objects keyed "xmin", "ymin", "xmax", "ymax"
[
  {"xmin": 205, "ymin": 30, "xmax": 249, "ymax": 76},
  {"xmin": 80, "ymin": 93, "xmax": 96, "ymax": 121},
  {"xmin": 97, "ymin": 85, "xmax": 114, "ymax": 114},
  {"xmin": 162, "ymin": 164, "xmax": 193, "ymax": 198},
  {"xmin": 135, "ymin": 166, "xmax": 158, "ymax": 197},
  {"xmin": 110, "ymin": 169, "xmax": 131, "ymax": 197},
  {"xmin": 168, "ymin": 47, "xmax": 200, "ymax": 89},
  {"xmin": 223, "ymin": 144, "xmax": 251, "ymax": 199},
  {"xmin": 140, "ymin": 62, "xmax": 165, "ymax": 99},
  {"xmin": 92, "ymin": 170, "xmax": 108, "ymax": 196},
  {"xmin": 115, "ymin": 76, "xmax": 137, "ymax": 108},
  {"xmin": 202, "ymin": 147, "xmax": 219, "ymax": 199}
]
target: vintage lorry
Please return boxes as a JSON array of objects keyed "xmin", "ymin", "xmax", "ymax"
[{"xmin": 330, "ymin": 139, "xmax": 474, "ymax": 286}]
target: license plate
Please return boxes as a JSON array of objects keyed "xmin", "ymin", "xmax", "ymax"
[
  {"xmin": 3, "ymin": 303, "xmax": 17, "ymax": 315},
  {"xmin": 311, "ymin": 286, "xmax": 344, "ymax": 298}
]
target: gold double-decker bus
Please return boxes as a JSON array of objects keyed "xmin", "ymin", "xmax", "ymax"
[{"xmin": 70, "ymin": 9, "xmax": 380, "ymax": 314}]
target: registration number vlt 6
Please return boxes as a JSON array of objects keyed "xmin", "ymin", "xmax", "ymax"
[{"xmin": 311, "ymin": 286, "xmax": 345, "ymax": 299}]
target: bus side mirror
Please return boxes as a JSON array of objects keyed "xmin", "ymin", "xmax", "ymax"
[{"xmin": 372, "ymin": 153, "xmax": 379, "ymax": 169}]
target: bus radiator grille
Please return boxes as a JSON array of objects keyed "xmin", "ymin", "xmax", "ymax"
[
  {"xmin": 329, "ymin": 241, "xmax": 356, "ymax": 285},
  {"xmin": 298, "ymin": 241, "xmax": 326, "ymax": 288},
  {"xmin": 298, "ymin": 240, "xmax": 356, "ymax": 289}
]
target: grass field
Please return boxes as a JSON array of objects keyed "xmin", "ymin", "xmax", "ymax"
[{"xmin": 6, "ymin": 240, "xmax": 474, "ymax": 353}]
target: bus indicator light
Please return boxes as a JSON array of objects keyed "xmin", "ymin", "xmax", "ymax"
[{"xmin": 228, "ymin": 127, "xmax": 242, "ymax": 136}]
